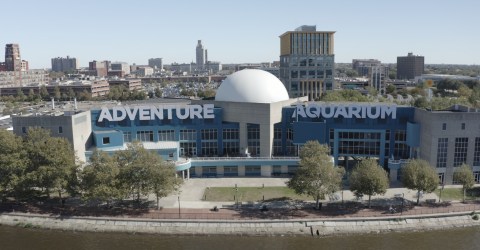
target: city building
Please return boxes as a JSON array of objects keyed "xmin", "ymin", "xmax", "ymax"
[
  {"xmin": 0, "ymin": 69, "xmax": 50, "ymax": 87},
  {"xmin": 87, "ymin": 60, "xmax": 109, "ymax": 77},
  {"xmin": 352, "ymin": 59, "xmax": 381, "ymax": 77},
  {"xmin": 369, "ymin": 66, "xmax": 388, "ymax": 94},
  {"xmin": 136, "ymin": 66, "xmax": 154, "ymax": 77},
  {"xmin": 148, "ymin": 58, "xmax": 163, "ymax": 70},
  {"xmin": 51, "ymin": 56, "xmax": 79, "ymax": 72},
  {"xmin": 110, "ymin": 62, "xmax": 130, "ymax": 77},
  {"xmin": 196, "ymin": 40, "xmax": 205, "ymax": 70},
  {"xmin": 5, "ymin": 44, "xmax": 21, "ymax": 72},
  {"xmin": 11, "ymin": 69, "xmax": 480, "ymax": 184},
  {"xmin": 108, "ymin": 79, "xmax": 142, "ymax": 91},
  {"xmin": 397, "ymin": 52, "xmax": 424, "ymax": 80},
  {"xmin": 279, "ymin": 25, "xmax": 335, "ymax": 100},
  {"xmin": 0, "ymin": 79, "xmax": 109, "ymax": 98}
]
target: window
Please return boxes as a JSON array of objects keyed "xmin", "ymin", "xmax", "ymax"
[
  {"xmin": 436, "ymin": 138, "xmax": 448, "ymax": 168},
  {"xmin": 201, "ymin": 141, "xmax": 218, "ymax": 156},
  {"xmin": 222, "ymin": 128, "xmax": 239, "ymax": 140},
  {"xmin": 136, "ymin": 130, "xmax": 154, "ymax": 142},
  {"xmin": 461, "ymin": 123, "xmax": 465, "ymax": 130},
  {"xmin": 442, "ymin": 123, "xmax": 446, "ymax": 130},
  {"xmin": 102, "ymin": 137, "xmax": 110, "ymax": 145},
  {"xmin": 159, "ymin": 130, "xmax": 175, "ymax": 141},
  {"xmin": 453, "ymin": 137, "xmax": 468, "ymax": 167},
  {"xmin": 473, "ymin": 137, "xmax": 480, "ymax": 166},
  {"xmin": 201, "ymin": 129, "xmax": 217, "ymax": 140},
  {"xmin": 180, "ymin": 129, "xmax": 196, "ymax": 140},
  {"xmin": 58, "ymin": 126, "xmax": 63, "ymax": 134},
  {"xmin": 123, "ymin": 131, "xmax": 132, "ymax": 142},
  {"xmin": 22, "ymin": 127, "xmax": 27, "ymax": 134}
]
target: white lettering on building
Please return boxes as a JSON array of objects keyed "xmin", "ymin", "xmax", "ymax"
[
  {"xmin": 292, "ymin": 104, "xmax": 397, "ymax": 119},
  {"xmin": 97, "ymin": 104, "xmax": 215, "ymax": 122}
]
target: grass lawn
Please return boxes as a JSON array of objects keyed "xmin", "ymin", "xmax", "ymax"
[
  {"xmin": 203, "ymin": 186, "xmax": 310, "ymax": 202},
  {"xmin": 435, "ymin": 187, "xmax": 480, "ymax": 201}
]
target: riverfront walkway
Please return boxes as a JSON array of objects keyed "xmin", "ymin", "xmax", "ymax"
[{"xmin": 2, "ymin": 178, "xmax": 479, "ymax": 221}]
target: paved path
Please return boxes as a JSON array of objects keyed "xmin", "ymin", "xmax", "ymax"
[{"xmin": 155, "ymin": 178, "xmax": 440, "ymax": 209}]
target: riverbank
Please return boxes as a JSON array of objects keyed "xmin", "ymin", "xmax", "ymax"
[{"xmin": 1, "ymin": 211, "xmax": 479, "ymax": 236}]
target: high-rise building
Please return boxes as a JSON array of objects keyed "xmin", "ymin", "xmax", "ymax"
[
  {"xmin": 5, "ymin": 44, "xmax": 21, "ymax": 72},
  {"xmin": 279, "ymin": 25, "xmax": 335, "ymax": 100},
  {"xmin": 148, "ymin": 58, "xmax": 163, "ymax": 70},
  {"xmin": 397, "ymin": 52, "xmax": 424, "ymax": 80},
  {"xmin": 110, "ymin": 62, "xmax": 130, "ymax": 76},
  {"xmin": 352, "ymin": 59, "xmax": 381, "ymax": 76},
  {"xmin": 88, "ymin": 60, "xmax": 108, "ymax": 77},
  {"xmin": 196, "ymin": 40, "xmax": 205, "ymax": 70},
  {"xmin": 51, "ymin": 56, "xmax": 78, "ymax": 72}
]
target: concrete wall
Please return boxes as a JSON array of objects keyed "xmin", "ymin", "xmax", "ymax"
[
  {"xmin": 1, "ymin": 212, "xmax": 479, "ymax": 236},
  {"xmin": 415, "ymin": 108, "xmax": 480, "ymax": 184}
]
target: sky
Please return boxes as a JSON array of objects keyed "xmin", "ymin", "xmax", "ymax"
[{"xmin": 2, "ymin": 0, "xmax": 480, "ymax": 69}]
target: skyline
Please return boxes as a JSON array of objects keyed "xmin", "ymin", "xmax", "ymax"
[{"xmin": 2, "ymin": 0, "xmax": 480, "ymax": 69}]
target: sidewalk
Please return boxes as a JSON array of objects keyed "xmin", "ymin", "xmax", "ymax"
[{"xmin": 155, "ymin": 178, "xmax": 440, "ymax": 210}]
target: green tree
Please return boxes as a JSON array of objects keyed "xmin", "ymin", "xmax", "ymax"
[
  {"xmin": 149, "ymin": 157, "xmax": 181, "ymax": 210},
  {"xmin": 349, "ymin": 159, "xmax": 389, "ymax": 208},
  {"xmin": 115, "ymin": 141, "xmax": 155, "ymax": 202},
  {"xmin": 0, "ymin": 130, "xmax": 28, "ymax": 198},
  {"xmin": 16, "ymin": 88, "xmax": 26, "ymax": 102},
  {"xmin": 386, "ymin": 85, "xmax": 396, "ymax": 95},
  {"xmin": 39, "ymin": 85, "xmax": 49, "ymax": 100},
  {"xmin": 402, "ymin": 159, "xmax": 438, "ymax": 205},
  {"xmin": 81, "ymin": 150, "xmax": 120, "ymax": 206},
  {"xmin": 23, "ymin": 128, "xmax": 78, "ymax": 200},
  {"xmin": 54, "ymin": 86, "xmax": 61, "ymax": 100},
  {"xmin": 287, "ymin": 141, "xmax": 344, "ymax": 209},
  {"xmin": 154, "ymin": 87, "xmax": 163, "ymax": 98},
  {"xmin": 453, "ymin": 164, "xmax": 475, "ymax": 202}
]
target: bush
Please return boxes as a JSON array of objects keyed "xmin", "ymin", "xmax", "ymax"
[{"xmin": 472, "ymin": 214, "xmax": 479, "ymax": 220}]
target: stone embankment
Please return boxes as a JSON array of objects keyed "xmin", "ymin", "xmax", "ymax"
[{"xmin": 1, "ymin": 212, "xmax": 479, "ymax": 236}]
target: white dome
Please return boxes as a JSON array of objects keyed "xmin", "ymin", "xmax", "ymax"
[{"xmin": 215, "ymin": 69, "xmax": 290, "ymax": 103}]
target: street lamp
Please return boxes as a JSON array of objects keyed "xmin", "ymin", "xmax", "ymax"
[
  {"xmin": 401, "ymin": 193, "xmax": 405, "ymax": 215},
  {"xmin": 439, "ymin": 184, "xmax": 445, "ymax": 203},
  {"xmin": 178, "ymin": 196, "xmax": 181, "ymax": 218}
]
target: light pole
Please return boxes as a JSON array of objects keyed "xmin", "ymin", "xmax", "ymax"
[
  {"xmin": 178, "ymin": 196, "xmax": 181, "ymax": 218},
  {"xmin": 439, "ymin": 184, "xmax": 445, "ymax": 203},
  {"xmin": 401, "ymin": 193, "xmax": 405, "ymax": 215}
]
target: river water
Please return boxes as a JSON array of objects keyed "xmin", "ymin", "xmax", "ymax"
[{"xmin": 1, "ymin": 225, "xmax": 479, "ymax": 250}]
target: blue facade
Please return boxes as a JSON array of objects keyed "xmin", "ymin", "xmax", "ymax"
[{"xmin": 87, "ymin": 104, "xmax": 416, "ymax": 177}]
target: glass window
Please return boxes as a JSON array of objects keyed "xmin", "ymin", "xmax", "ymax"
[
  {"xmin": 473, "ymin": 137, "xmax": 480, "ymax": 166},
  {"xmin": 201, "ymin": 129, "xmax": 217, "ymax": 140},
  {"xmin": 58, "ymin": 126, "xmax": 63, "ymax": 134},
  {"xmin": 454, "ymin": 137, "xmax": 468, "ymax": 167},
  {"xmin": 123, "ymin": 131, "xmax": 132, "ymax": 142},
  {"xmin": 136, "ymin": 130, "xmax": 154, "ymax": 142},
  {"xmin": 436, "ymin": 138, "xmax": 448, "ymax": 168},
  {"xmin": 180, "ymin": 129, "xmax": 196, "ymax": 141},
  {"xmin": 442, "ymin": 123, "xmax": 446, "ymax": 130},
  {"xmin": 159, "ymin": 130, "xmax": 175, "ymax": 141},
  {"xmin": 461, "ymin": 123, "xmax": 465, "ymax": 130},
  {"xmin": 222, "ymin": 128, "xmax": 239, "ymax": 140},
  {"xmin": 102, "ymin": 137, "xmax": 110, "ymax": 145}
]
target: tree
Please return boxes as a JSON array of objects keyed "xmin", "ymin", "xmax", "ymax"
[
  {"xmin": 154, "ymin": 87, "xmax": 163, "ymax": 98},
  {"xmin": 0, "ymin": 130, "xmax": 28, "ymax": 198},
  {"xmin": 453, "ymin": 164, "xmax": 475, "ymax": 202},
  {"xmin": 149, "ymin": 157, "xmax": 181, "ymax": 210},
  {"xmin": 386, "ymin": 85, "xmax": 396, "ymax": 95},
  {"xmin": 81, "ymin": 150, "xmax": 120, "ymax": 206},
  {"xmin": 54, "ymin": 86, "xmax": 61, "ymax": 100},
  {"xmin": 287, "ymin": 141, "xmax": 344, "ymax": 209},
  {"xmin": 349, "ymin": 159, "xmax": 389, "ymax": 208},
  {"xmin": 39, "ymin": 85, "xmax": 49, "ymax": 100},
  {"xmin": 115, "ymin": 141, "xmax": 153, "ymax": 202},
  {"xmin": 23, "ymin": 128, "xmax": 79, "ymax": 200},
  {"xmin": 402, "ymin": 159, "xmax": 438, "ymax": 205}
]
